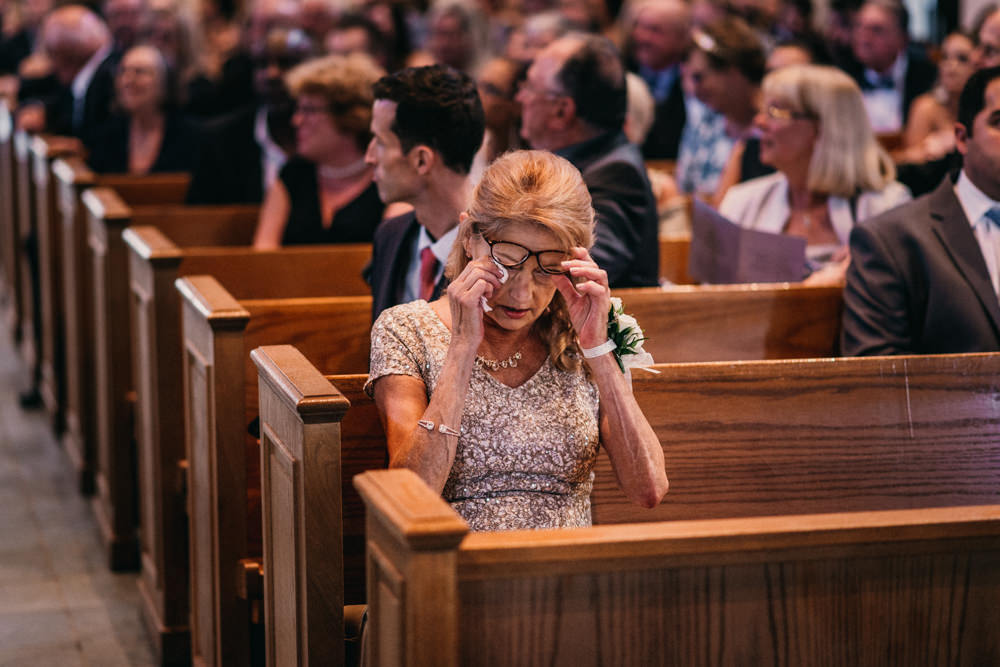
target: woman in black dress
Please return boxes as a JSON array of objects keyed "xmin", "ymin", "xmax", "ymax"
[
  {"xmin": 253, "ymin": 52, "xmax": 388, "ymax": 248},
  {"xmin": 87, "ymin": 44, "xmax": 202, "ymax": 174}
]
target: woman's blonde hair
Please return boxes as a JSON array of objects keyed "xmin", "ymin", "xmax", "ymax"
[
  {"xmin": 445, "ymin": 150, "xmax": 595, "ymax": 372},
  {"xmin": 763, "ymin": 64, "xmax": 895, "ymax": 197},
  {"xmin": 285, "ymin": 53, "xmax": 385, "ymax": 151}
]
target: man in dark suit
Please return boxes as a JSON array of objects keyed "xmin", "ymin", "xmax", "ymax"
[
  {"xmin": 842, "ymin": 67, "xmax": 1000, "ymax": 356},
  {"xmin": 517, "ymin": 33, "xmax": 659, "ymax": 288},
  {"xmin": 845, "ymin": 0, "xmax": 935, "ymax": 134},
  {"xmin": 364, "ymin": 65, "xmax": 485, "ymax": 321},
  {"xmin": 16, "ymin": 5, "xmax": 116, "ymax": 149},
  {"xmin": 185, "ymin": 27, "xmax": 313, "ymax": 205},
  {"xmin": 625, "ymin": 0, "xmax": 690, "ymax": 160}
]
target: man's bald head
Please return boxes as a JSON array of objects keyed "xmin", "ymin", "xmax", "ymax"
[{"xmin": 41, "ymin": 5, "xmax": 111, "ymax": 84}]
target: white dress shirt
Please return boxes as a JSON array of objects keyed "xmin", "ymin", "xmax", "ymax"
[
  {"xmin": 861, "ymin": 53, "xmax": 907, "ymax": 134},
  {"xmin": 954, "ymin": 171, "xmax": 1000, "ymax": 298},
  {"xmin": 254, "ymin": 108, "xmax": 288, "ymax": 196}
]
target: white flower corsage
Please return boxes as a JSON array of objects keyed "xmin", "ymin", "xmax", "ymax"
[{"xmin": 581, "ymin": 297, "xmax": 658, "ymax": 382}]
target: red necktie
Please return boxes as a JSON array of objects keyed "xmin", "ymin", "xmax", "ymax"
[{"xmin": 419, "ymin": 246, "xmax": 439, "ymax": 301}]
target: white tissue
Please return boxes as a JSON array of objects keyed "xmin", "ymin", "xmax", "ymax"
[{"xmin": 480, "ymin": 259, "xmax": 508, "ymax": 312}]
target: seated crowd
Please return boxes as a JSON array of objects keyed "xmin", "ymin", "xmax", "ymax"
[{"xmin": 3, "ymin": 0, "xmax": 1000, "ymax": 531}]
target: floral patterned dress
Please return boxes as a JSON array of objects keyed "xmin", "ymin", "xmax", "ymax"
[{"xmin": 366, "ymin": 300, "xmax": 601, "ymax": 531}]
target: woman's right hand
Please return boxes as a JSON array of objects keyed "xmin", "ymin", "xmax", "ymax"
[{"xmin": 446, "ymin": 256, "xmax": 504, "ymax": 351}]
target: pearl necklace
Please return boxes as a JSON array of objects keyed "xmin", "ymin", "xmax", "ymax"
[
  {"xmin": 475, "ymin": 351, "xmax": 522, "ymax": 371},
  {"xmin": 318, "ymin": 159, "xmax": 369, "ymax": 180}
]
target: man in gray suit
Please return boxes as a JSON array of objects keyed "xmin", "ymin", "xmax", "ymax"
[
  {"xmin": 842, "ymin": 66, "xmax": 1000, "ymax": 355},
  {"xmin": 517, "ymin": 33, "xmax": 659, "ymax": 288}
]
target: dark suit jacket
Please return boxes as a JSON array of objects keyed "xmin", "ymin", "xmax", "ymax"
[
  {"xmin": 559, "ymin": 131, "xmax": 659, "ymax": 288},
  {"xmin": 640, "ymin": 74, "xmax": 686, "ymax": 160},
  {"xmin": 185, "ymin": 105, "xmax": 264, "ymax": 205},
  {"xmin": 846, "ymin": 51, "xmax": 937, "ymax": 126},
  {"xmin": 842, "ymin": 177, "xmax": 1000, "ymax": 355},
  {"xmin": 43, "ymin": 51, "xmax": 117, "ymax": 148},
  {"xmin": 86, "ymin": 112, "xmax": 203, "ymax": 174},
  {"xmin": 365, "ymin": 212, "xmax": 449, "ymax": 322}
]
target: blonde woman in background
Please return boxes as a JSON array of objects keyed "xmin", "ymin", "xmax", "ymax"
[{"xmin": 719, "ymin": 64, "xmax": 911, "ymax": 285}]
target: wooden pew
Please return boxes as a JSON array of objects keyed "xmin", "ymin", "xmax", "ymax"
[
  {"xmin": 177, "ymin": 276, "xmax": 375, "ymax": 667},
  {"xmin": 84, "ymin": 190, "xmax": 258, "ymax": 571},
  {"xmin": 352, "ymin": 351, "xmax": 1000, "ymax": 666},
  {"xmin": 31, "ymin": 136, "xmax": 87, "ymax": 432},
  {"xmin": 251, "ymin": 349, "xmax": 1000, "ymax": 664},
  {"xmin": 657, "ymin": 235, "xmax": 691, "ymax": 285},
  {"xmin": 358, "ymin": 470, "xmax": 1000, "ymax": 667},
  {"xmin": 0, "ymin": 100, "xmax": 19, "ymax": 337},
  {"xmin": 52, "ymin": 159, "xmax": 190, "ymax": 495},
  {"xmin": 13, "ymin": 130, "xmax": 77, "ymax": 404},
  {"xmin": 125, "ymin": 230, "xmax": 371, "ymax": 665}
]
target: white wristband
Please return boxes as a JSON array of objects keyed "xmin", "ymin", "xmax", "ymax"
[{"xmin": 581, "ymin": 339, "xmax": 616, "ymax": 359}]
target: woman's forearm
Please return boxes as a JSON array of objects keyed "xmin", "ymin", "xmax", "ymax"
[{"xmin": 588, "ymin": 353, "xmax": 669, "ymax": 508}]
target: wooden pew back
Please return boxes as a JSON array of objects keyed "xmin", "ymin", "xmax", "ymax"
[
  {"xmin": 358, "ymin": 468, "xmax": 1000, "ymax": 667},
  {"xmin": 125, "ymin": 228, "xmax": 372, "ymax": 663},
  {"xmin": 254, "ymin": 349, "xmax": 1000, "ymax": 666},
  {"xmin": 177, "ymin": 277, "xmax": 374, "ymax": 667},
  {"xmin": 0, "ymin": 100, "xmax": 19, "ymax": 336},
  {"xmin": 52, "ymin": 160, "xmax": 191, "ymax": 497},
  {"xmin": 84, "ymin": 189, "xmax": 259, "ymax": 571}
]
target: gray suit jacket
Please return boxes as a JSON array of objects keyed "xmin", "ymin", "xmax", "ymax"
[{"xmin": 842, "ymin": 177, "xmax": 1000, "ymax": 355}]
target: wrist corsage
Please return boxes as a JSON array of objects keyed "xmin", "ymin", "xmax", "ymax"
[{"xmin": 581, "ymin": 297, "xmax": 658, "ymax": 382}]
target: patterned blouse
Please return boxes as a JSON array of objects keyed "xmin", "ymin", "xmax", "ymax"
[{"xmin": 365, "ymin": 300, "xmax": 601, "ymax": 531}]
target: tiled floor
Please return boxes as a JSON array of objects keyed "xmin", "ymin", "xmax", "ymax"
[{"xmin": 0, "ymin": 327, "xmax": 155, "ymax": 666}]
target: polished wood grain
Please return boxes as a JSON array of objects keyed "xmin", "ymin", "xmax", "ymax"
[
  {"xmin": 658, "ymin": 235, "xmax": 691, "ymax": 286},
  {"xmin": 616, "ymin": 283, "xmax": 843, "ymax": 362},
  {"xmin": 591, "ymin": 352, "xmax": 1000, "ymax": 524},
  {"xmin": 125, "ymin": 230, "xmax": 371, "ymax": 666},
  {"xmin": 358, "ymin": 468, "xmax": 1000, "ymax": 667},
  {"xmin": 84, "ymin": 188, "xmax": 258, "ymax": 573}
]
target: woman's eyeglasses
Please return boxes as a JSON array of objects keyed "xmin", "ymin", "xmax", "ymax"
[
  {"xmin": 763, "ymin": 104, "xmax": 814, "ymax": 122},
  {"xmin": 478, "ymin": 229, "xmax": 570, "ymax": 276}
]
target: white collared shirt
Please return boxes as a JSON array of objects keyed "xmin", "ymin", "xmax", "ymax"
[
  {"xmin": 403, "ymin": 224, "xmax": 459, "ymax": 303},
  {"xmin": 254, "ymin": 108, "xmax": 288, "ymax": 195},
  {"xmin": 70, "ymin": 44, "xmax": 112, "ymax": 130},
  {"xmin": 861, "ymin": 53, "xmax": 907, "ymax": 134},
  {"xmin": 954, "ymin": 171, "xmax": 1000, "ymax": 298}
]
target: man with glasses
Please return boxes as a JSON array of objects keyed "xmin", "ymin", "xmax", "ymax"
[
  {"xmin": 517, "ymin": 33, "xmax": 659, "ymax": 288},
  {"xmin": 364, "ymin": 65, "xmax": 485, "ymax": 320}
]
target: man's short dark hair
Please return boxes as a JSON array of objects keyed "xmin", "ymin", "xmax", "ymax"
[
  {"xmin": 958, "ymin": 65, "xmax": 1000, "ymax": 135},
  {"xmin": 554, "ymin": 34, "xmax": 626, "ymax": 133},
  {"xmin": 372, "ymin": 64, "xmax": 485, "ymax": 174},
  {"xmin": 693, "ymin": 17, "xmax": 766, "ymax": 85}
]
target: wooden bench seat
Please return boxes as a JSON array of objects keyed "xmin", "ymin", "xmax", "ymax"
[
  {"xmin": 53, "ymin": 158, "xmax": 191, "ymax": 498},
  {"xmin": 82, "ymin": 189, "xmax": 258, "ymax": 571},
  {"xmin": 125, "ymin": 230, "xmax": 371, "ymax": 665},
  {"xmin": 250, "ymin": 348, "xmax": 1000, "ymax": 664}
]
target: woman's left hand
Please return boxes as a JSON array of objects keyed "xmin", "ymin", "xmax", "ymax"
[{"xmin": 553, "ymin": 247, "xmax": 611, "ymax": 349}]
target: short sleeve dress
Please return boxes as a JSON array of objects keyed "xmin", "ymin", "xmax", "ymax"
[{"xmin": 365, "ymin": 300, "xmax": 601, "ymax": 531}]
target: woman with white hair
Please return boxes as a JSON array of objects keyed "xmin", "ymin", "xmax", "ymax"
[{"xmin": 719, "ymin": 64, "xmax": 911, "ymax": 284}]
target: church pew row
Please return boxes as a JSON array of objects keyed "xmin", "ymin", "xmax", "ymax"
[
  {"xmin": 52, "ymin": 158, "xmax": 191, "ymax": 497},
  {"xmin": 358, "ymin": 470, "xmax": 1000, "ymax": 667},
  {"xmin": 83, "ymin": 190, "xmax": 258, "ymax": 571},
  {"xmin": 125, "ymin": 229, "xmax": 372, "ymax": 665},
  {"xmin": 177, "ymin": 276, "xmax": 374, "ymax": 667},
  {"xmin": 0, "ymin": 100, "xmax": 20, "ymax": 339},
  {"xmin": 187, "ymin": 279, "xmax": 840, "ymax": 665},
  {"xmin": 250, "ymin": 347, "xmax": 1000, "ymax": 665},
  {"xmin": 14, "ymin": 132, "xmax": 78, "ymax": 418}
]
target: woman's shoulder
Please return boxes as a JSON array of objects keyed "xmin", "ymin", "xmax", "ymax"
[
  {"xmin": 373, "ymin": 300, "xmax": 437, "ymax": 335},
  {"xmin": 718, "ymin": 172, "xmax": 786, "ymax": 217},
  {"xmin": 856, "ymin": 180, "xmax": 912, "ymax": 219}
]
